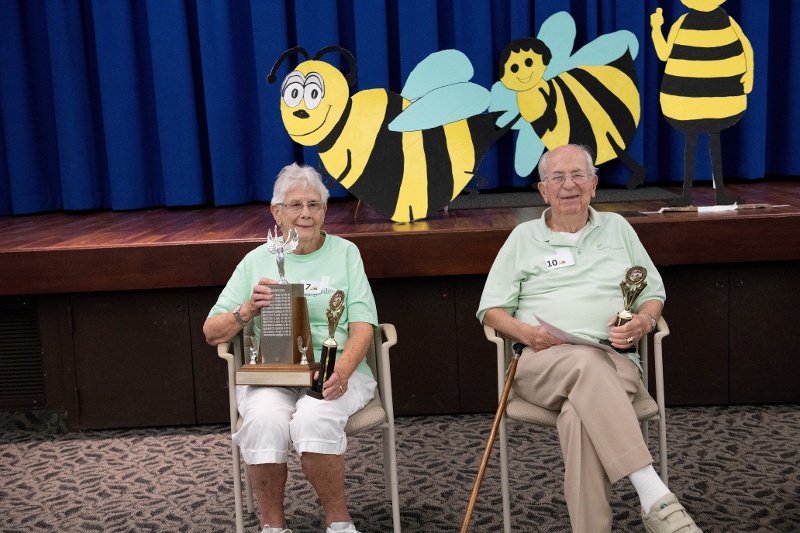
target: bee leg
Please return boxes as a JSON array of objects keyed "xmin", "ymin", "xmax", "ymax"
[
  {"xmin": 709, "ymin": 132, "xmax": 744, "ymax": 206},
  {"xmin": 668, "ymin": 134, "xmax": 696, "ymax": 207},
  {"xmin": 607, "ymin": 134, "xmax": 646, "ymax": 190}
]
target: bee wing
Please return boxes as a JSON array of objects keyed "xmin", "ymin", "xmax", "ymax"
[
  {"xmin": 556, "ymin": 30, "xmax": 640, "ymax": 75},
  {"xmin": 489, "ymin": 81, "xmax": 524, "ymax": 129},
  {"xmin": 514, "ymin": 123, "xmax": 545, "ymax": 178},
  {"xmin": 389, "ymin": 82, "xmax": 490, "ymax": 131},
  {"xmin": 489, "ymin": 82, "xmax": 543, "ymax": 177},
  {"xmin": 400, "ymin": 49, "xmax": 475, "ymax": 101},
  {"xmin": 538, "ymin": 11, "xmax": 578, "ymax": 80},
  {"xmin": 389, "ymin": 49, "xmax": 490, "ymax": 131},
  {"xmin": 541, "ymin": 11, "xmax": 639, "ymax": 80}
]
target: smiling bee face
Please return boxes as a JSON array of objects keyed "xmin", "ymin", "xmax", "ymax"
[
  {"xmin": 279, "ymin": 60, "xmax": 350, "ymax": 146},
  {"xmin": 499, "ymin": 49, "xmax": 547, "ymax": 92}
]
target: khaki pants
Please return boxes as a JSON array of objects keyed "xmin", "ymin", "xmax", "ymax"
[{"xmin": 513, "ymin": 345, "xmax": 653, "ymax": 533}]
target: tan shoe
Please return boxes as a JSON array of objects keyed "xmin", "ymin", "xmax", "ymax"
[{"xmin": 642, "ymin": 493, "xmax": 702, "ymax": 533}]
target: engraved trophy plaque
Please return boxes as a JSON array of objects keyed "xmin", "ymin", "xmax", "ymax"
[
  {"xmin": 615, "ymin": 266, "xmax": 648, "ymax": 326},
  {"xmin": 307, "ymin": 290, "xmax": 345, "ymax": 400},
  {"xmin": 235, "ymin": 226, "xmax": 319, "ymax": 386}
]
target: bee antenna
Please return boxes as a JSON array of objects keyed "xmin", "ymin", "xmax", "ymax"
[
  {"xmin": 268, "ymin": 47, "xmax": 310, "ymax": 84},
  {"xmin": 313, "ymin": 46, "xmax": 357, "ymax": 86}
]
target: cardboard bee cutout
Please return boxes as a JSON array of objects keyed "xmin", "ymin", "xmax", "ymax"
[
  {"xmin": 489, "ymin": 11, "xmax": 646, "ymax": 189},
  {"xmin": 651, "ymin": 0, "xmax": 754, "ymax": 206},
  {"xmin": 269, "ymin": 47, "xmax": 511, "ymax": 223}
]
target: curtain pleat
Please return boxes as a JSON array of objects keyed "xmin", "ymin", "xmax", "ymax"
[{"xmin": 0, "ymin": 0, "xmax": 794, "ymax": 215}]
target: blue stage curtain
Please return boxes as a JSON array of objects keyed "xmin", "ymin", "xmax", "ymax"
[{"xmin": 0, "ymin": 0, "xmax": 795, "ymax": 215}]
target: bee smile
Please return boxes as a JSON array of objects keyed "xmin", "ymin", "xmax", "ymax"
[{"xmin": 291, "ymin": 105, "xmax": 333, "ymax": 137}]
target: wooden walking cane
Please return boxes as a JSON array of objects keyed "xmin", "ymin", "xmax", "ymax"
[{"xmin": 460, "ymin": 343, "xmax": 525, "ymax": 533}]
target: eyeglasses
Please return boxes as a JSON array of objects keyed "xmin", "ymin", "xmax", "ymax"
[
  {"xmin": 545, "ymin": 171, "xmax": 591, "ymax": 185},
  {"xmin": 278, "ymin": 201, "xmax": 325, "ymax": 214}
]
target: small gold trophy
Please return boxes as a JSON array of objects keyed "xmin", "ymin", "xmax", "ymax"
[
  {"xmin": 616, "ymin": 266, "xmax": 648, "ymax": 326},
  {"xmin": 308, "ymin": 290, "xmax": 346, "ymax": 400}
]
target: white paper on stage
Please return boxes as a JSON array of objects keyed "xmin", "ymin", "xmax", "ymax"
[{"xmin": 534, "ymin": 314, "xmax": 618, "ymax": 355}]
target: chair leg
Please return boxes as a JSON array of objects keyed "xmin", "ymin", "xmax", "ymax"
[
  {"xmin": 243, "ymin": 459, "xmax": 254, "ymax": 513},
  {"xmin": 232, "ymin": 442, "xmax": 245, "ymax": 533},
  {"xmin": 658, "ymin": 416, "xmax": 668, "ymax": 485},
  {"xmin": 499, "ymin": 415, "xmax": 511, "ymax": 533},
  {"xmin": 383, "ymin": 425, "xmax": 402, "ymax": 533}
]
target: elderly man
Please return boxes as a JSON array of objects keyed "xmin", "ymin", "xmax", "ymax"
[{"xmin": 477, "ymin": 144, "xmax": 701, "ymax": 533}]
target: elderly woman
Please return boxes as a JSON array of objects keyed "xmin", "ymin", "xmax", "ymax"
[
  {"xmin": 204, "ymin": 163, "xmax": 377, "ymax": 533},
  {"xmin": 478, "ymin": 144, "xmax": 701, "ymax": 533}
]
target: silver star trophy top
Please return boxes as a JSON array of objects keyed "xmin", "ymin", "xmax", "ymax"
[{"xmin": 266, "ymin": 226, "xmax": 299, "ymax": 284}]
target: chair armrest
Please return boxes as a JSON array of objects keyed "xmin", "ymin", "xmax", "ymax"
[
  {"xmin": 483, "ymin": 325, "xmax": 508, "ymax": 401},
  {"xmin": 217, "ymin": 336, "xmax": 241, "ymax": 433},
  {"xmin": 376, "ymin": 323, "xmax": 397, "ymax": 417},
  {"xmin": 652, "ymin": 318, "xmax": 668, "ymax": 415}
]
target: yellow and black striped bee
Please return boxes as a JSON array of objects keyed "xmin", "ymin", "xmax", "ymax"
[
  {"xmin": 268, "ymin": 46, "xmax": 509, "ymax": 223},
  {"xmin": 651, "ymin": 0, "xmax": 754, "ymax": 206},
  {"xmin": 490, "ymin": 11, "xmax": 645, "ymax": 188}
]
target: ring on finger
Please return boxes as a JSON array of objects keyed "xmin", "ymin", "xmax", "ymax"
[
  {"xmin": 339, "ymin": 385, "xmax": 344, "ymax": 394},
  {"xmin": 627, "ymin": 336, "xmax": 634, "ymax": 343}
]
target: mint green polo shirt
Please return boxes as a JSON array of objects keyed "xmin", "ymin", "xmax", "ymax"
[
  {"xmin": 209, "ymin": 232, "xmax": 378, "ymax": 377},
  {"xmin": 477, "ymin": 207, "xmax": 665, "ymax": 344}
]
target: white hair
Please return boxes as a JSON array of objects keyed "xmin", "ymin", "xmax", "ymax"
[
  {"xmin": 537, "ymin": 144, "xmax": 598, "ymax": 181},
  {"xmin": 271, "ymin": 163, "xmax": 330, "ymax": 205}
]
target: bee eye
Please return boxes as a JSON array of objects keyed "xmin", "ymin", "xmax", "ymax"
[
  {"xmin": 283, "ymin": 81, "xmax": 303, "ymax": 108},
  {"xmin": 303, "ymin": 73, "xmax": 325, "ymax": 110},
  {"xmin": 510, "ymin": 63, "xmax": 519, "ymax": 73},
  {"xmin": 525, "ymin": 58, "xmax": 533, "ymax": 67}
]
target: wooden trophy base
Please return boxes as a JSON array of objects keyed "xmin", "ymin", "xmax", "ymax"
[{"xmin": 236, "ymin": 362, "xmax": 320, "ymax": 387}]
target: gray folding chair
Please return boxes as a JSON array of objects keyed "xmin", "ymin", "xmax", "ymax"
[
  {"xmin": 218, "ymin": 323, "xmax": 401, "ymax": 533},
  {"xmin": 485, "ymin": 318, "xmax": 670, "ymax": 533}
]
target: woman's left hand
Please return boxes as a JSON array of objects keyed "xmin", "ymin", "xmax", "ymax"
[{"xmin": 322, "ymin": 370, "xmax": 348, "ymax": 400}]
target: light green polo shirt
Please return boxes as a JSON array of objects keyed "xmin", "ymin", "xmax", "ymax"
[
  {"xmin": 477, "ymin": 207, "xmax": 665, "ymax": 344},
  {"xmin": 209, "ymin": 232, "xmax": 378, "ymax": 377}
]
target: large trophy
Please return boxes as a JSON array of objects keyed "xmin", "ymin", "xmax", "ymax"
[
  {"xmin": 235, "ymin": 226, "xmax": 319, "ymax": 386},
  {"xmin": 615, "ymin": 266, "xmax": 648, "ymax": 326},
  {"xmin": 307, "ymin": 290, "xmax": 345, "ymax": 400}
]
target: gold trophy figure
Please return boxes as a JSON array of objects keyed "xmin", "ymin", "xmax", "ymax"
[
  {"xmin": 308, "ymin": 290, "xmax": 346, "ymax": 400},
  {"xmin": 615, "ymin": 266, "xmax": 648, "ymax": 326}
]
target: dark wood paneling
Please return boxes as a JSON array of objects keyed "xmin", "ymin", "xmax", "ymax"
[
  {"xmin": 372, "ymin": 277, "xmax": 460, "ymax": 416},
  {"xmin": 188, "ymin": 288, "xmax": 230, "ymax": 424},
  {"xmin": 660, "ymin": 266, "xmax": 730, "ymax": 405},
  {"xmin": 69, "ymin": 291, "xmax": 196, "ymax": 429},
  {"xmin": 454, "ymin": 275, "xmax": 497, "ymax": 413},
  {"xmin": 729, "ymin": 263, "xmax": 800, "ymax": 403},
  {"xmin": 38, "ymin": 295, "xmax": 79, "ymax": 427}
]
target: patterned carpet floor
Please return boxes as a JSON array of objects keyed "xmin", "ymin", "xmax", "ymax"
[{"xmin": 1, "ymin": 405, "xmax": 799, "ymax": 532}]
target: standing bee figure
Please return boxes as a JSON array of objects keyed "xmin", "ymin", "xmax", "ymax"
[
  {"xmin": 490, "ymin": 11, "xmax": 646, "ymax": 188},
  {"xmin": 269, "ymin": 47, "xmax": 511, "ymax": 223},
  {"xmin": 651, "ymin": 0, "xmax": 754, "ymax": 206}
]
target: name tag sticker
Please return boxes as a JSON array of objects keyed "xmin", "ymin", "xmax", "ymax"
[
  {"xmin": 303, "ymin": 276, "xmax": 330, "ymax": 294},
  {"xmin": 545, "ymin": 248, "xmax": 575, "ymax": 270}
]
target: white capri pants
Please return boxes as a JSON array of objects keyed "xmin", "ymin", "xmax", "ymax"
[{"xmin": 232, "ymin": 371, "xmax": 377, "ymax": 465}]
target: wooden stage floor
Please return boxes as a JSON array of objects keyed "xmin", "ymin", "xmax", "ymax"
[{"xmin": 1, "ymin": 181, "xmax": 799, "ymax": 296}]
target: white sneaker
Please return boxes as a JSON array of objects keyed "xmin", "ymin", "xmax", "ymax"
[
  {"xmin": 261, "ymin": 526, "xmax": 292, "ymax": 533},
  {"xmin": 326, "ymin": 522, "xmax": 360, "ymax": 533}
]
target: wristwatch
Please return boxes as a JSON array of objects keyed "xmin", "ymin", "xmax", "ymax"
[
  {"xmin": 232, "ymin": 304, "xmax": 248, "ymax": 327},
  {"xmin": 644, "ymin": 312, "xmax": 657, "ymax": 332}
]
